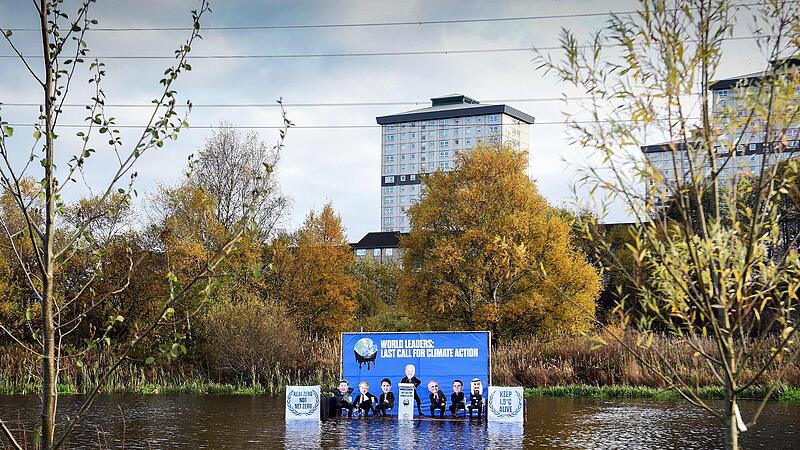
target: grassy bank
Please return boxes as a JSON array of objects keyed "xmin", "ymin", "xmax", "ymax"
[
  {"xmin": 524, "ymin": 384, "xmax": 800, "ymax": 402},
  {"xmin": 3, "ymin": 326, "xmax": 799, "ymax": 401}
]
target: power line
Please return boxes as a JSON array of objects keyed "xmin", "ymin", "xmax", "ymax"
[
  {"xmin": 5, "ymin": 118, "xmax": 696, "ymax": 130},
  {"xmin": 0, "ymin": 97, "xmax": 592, "ymax": 108},
  {"xmin": 0, "ymin": 35, "xmax": 769, "ymax": 60},
  {"xmin": 0, "ymin": 2, "xmax": 773, "ymax": 32}
]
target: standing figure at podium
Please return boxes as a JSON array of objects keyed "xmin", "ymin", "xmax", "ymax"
[{"xmin": 400, "ymin": 364, "xmax": 423, "ymax": 416}]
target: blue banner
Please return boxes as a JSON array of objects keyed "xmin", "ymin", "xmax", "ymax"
[{"xmin": 341, "ymin": 331, "xmax": 490, "ymax": 413}]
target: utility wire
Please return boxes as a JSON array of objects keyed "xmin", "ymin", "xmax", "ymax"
[
  {"xmin": 0, "ymin": 97, "xmax": 594, "ymax": 108},
  {"xmin": 0, "ymin": 1, "xmax": 774, "ymax": 32},
  {"xmin": 0, "ymin": 35, "xmax": 771, "ymax": 60},
  {"xmin": 6, "ymin": 118, "xmax": 699, "ymax": 129}
]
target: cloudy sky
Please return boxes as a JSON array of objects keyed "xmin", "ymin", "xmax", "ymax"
[{"xmin": 0, "ymin": 0, "xmax": 777, "ymax": 240}]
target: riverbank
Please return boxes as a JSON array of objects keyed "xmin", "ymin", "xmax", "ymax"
[
  {"xmin": 3, "ymin": 380, "xmax": 799, "ymax": 403},
  {"xmin": 524, "ymin": 384, "xmax": 800, "ymax": 402}
]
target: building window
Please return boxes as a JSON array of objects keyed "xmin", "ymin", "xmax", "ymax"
[
  {"xmin": 386, "ymin": 248, "xmax": 394, "ymax": 257},
  {"xmin": 385, "ymin": 135, "xmax": 396, "ymax": 142},
  {"xmin": 410, "ymin": 174, "xmax": 416, "ymax": 180},
  {"xmin": 384, "ymin": 218, "xmax": 394, "ymax": 225},
  {"xmin": 719, "ymin": 90, "xmax": 728, "ymax": 97},
  {"xmin": 489, "ymin": 126, "xmax": 499, "ymax": 133},
  {"xmin": 385, "ymin": 155, "xmax": 395, "ymax": 162},
  {"xmin": 400, "ymin": 175, "xmax": 406, "ymax": 181},
  {"xmin": 384, "ymin": 176, "xmax": 394, "ymax": 183},
  {"xmin": 440, "ymin": 151, "xmax": 449, "ymax": 157},
  {"xmin": 385, "ymin": 207, "xmax": 394, "ymax": 214},
  {"xmin": 384, "ymin": 166, "xmax": 395, "ymax": 174},
  {"xmin": 489, "ymin": 114, "xmax": 499, "ymax": 122},
  {"xmin": 719, "ymin": 100, "xmax": 726, "ymax": 107},
  {"xmin": 385, "ymin": 197, "xmax": 395, "ymax": 204},
  {"xmin": 440, "ymin": 130, "xmax": 449, "ymax": 137},
  {"xmin": 441, "ymin": 140, "xmax": 450, "ymax": 147},
  {"xmin": 466, "ymin": 117, "xmax": 473, "ymax": 123},
  {"xmin": 356, "ymin": 249, "xmax": 366, "ymax": 256},
  {"xmin": 387, "ymin": 125, "xmax": 396, "ymax": 132},
  {"xmin": 373, "ymin": 248, "xmax": 381, "ymax": 257},
  {"xmin": 465, "ymin": 127, "xmax": 472, "ymax": 135},
  {"xmin": 476, "ymin": 127, "xmax": 482, "ymax": 133},
  {"xmin": 749, "ymin": 143, "xmax": 757, "ymax": 151}
]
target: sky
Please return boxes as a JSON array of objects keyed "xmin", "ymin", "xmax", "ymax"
[{"xmin": 0, "ymin": 0, "xmax": 779, "ymax": 241}]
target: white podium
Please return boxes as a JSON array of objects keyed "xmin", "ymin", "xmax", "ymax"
[{"xmin": 397, "ymin": 382, "xmax": 416, "ymax": 420}]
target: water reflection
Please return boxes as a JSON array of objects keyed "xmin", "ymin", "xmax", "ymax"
[
  {"xmin": 0, "ymin": 395, "xmax": 797, "ymax": 449},
  {"xmin": 285, "ymin": 420, "xmax": 320, "ymax": 449},
  {"xmin": 487, "ymin": 422, "xmax": 524, "ymax": 449}
]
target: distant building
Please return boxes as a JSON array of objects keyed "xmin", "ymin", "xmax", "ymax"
[
  {"xmin": 375, "ymin": 94, "xmax": 535, "ymax": 232},
  {"xmin": 642, "ymin": 59, "xmax": 800, "ymax": 207},
  {"xmin": 350, "ymin": 231, "xmax": 406, "ymax": 264}
]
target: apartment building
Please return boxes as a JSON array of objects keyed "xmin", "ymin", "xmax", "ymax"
[
  {"xmin": 375, "ymin": 94, "xmax": 535, "ymax": 232},
  {"xmin": 642, "ymin": 60, "xmax": 800, "ymax": 206}
]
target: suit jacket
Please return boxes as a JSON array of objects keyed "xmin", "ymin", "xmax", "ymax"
[{"xmin": 429, "ymin": 391, "xmax": 447, "ymax": 408}]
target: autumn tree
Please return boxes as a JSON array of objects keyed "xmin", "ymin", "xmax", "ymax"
[
  {"xmin": 540, "ymin": 0, "xmax": 800, "ymax": 447},
  {"xmin": 350, "ymin": 258, "xmax": 411, "ymax": 331},
  {"xmin": 399, "ymin": 144, "xmax": 601, "ymax": 339},
  {"xmin": 268, "ymin": 203, "xmax": 357, "ymax": 336}
]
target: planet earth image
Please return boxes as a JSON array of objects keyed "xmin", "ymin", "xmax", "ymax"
[{"xmin": 354, "ymin": 338, "xmax": 378, "ymax": 369}]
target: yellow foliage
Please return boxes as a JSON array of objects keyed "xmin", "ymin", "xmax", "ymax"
[
  {"xmin": 399, "ymin": 144, "xmax": 601, "ymax": 338},
  {"xmin": 268, "ymin": 203, "xmax": 357, "ymax": 336}
]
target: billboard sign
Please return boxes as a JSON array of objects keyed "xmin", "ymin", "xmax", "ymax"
[{"xmin": 341, "ymin": 331, "xmax": 491, "ymax": 414}]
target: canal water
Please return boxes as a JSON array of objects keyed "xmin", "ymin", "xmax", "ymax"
[{"xmin": 0, "ymin": 395, "xmax": 798, "ymax": 448}]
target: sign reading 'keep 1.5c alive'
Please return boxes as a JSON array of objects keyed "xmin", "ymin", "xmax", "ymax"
[{"xmin": 341, "ymin": 331, "xmax": 491, "ymax": 412}]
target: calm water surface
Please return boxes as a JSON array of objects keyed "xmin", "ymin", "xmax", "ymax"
[{"xmin": 1, "ymin": 395, "xmax": 798, "ymax": 449}]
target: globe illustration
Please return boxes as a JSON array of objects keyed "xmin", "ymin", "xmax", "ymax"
[{"xmin": 353, "ymin": 338, "xmax": 378, "ymax": 369}]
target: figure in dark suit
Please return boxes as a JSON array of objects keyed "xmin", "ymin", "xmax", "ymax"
[
  {"xmin": 353, "ymin": 381, "xmax": 378, "ymax": 416},
  {"xmin": 428, "ymin": 380, "xmax": 447, "ymax": 418},
  {"xmin": 449, "ymin": 379, "xmax": 466, "ymax": 416},
  {"xmin": 376, "ymin": 378, "xmax": 395, "ymax": 417}
]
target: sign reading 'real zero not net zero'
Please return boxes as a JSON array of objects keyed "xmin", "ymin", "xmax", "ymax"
[
  {"xmin": 341, "ymin": 332, "xmax": 491, "ymax": 414},
  {"xmin": 487, "ymin": 386, "xmax": 524, "ymax": 422},
  {"xmin": 285, "ymin": 385, "xmax": 321, "ymax": 421}
]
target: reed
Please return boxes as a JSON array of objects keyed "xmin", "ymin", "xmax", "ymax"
[{"xmin": 494, "ymin": 325, "xmax": 800, "ymax": 399}]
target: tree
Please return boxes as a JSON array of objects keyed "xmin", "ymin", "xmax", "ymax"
[
  {"xmin": 398, "ymin": 144, "xmax": 601, "ymax": 339},
  {"xmin": 267, "ymin": 203, "xmax": 357, "ymax": 336},
  {"xmin": 350, "ymin": 258, "xmax": 412, "ymax": 331},
  {"xmin": 191, "ymin": 124, "xmax": 288, "ymax": 240},
  {"xmin": 0, "ymin": 2, "xmax": 288, "ymax": 449},
  {"xmin": 540, "ymin": 1, "xmax": 800, "ymax": 448}
]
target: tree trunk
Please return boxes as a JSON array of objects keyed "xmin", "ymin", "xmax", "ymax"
[
  {"xmin": 723, "ymin": 399, "xmax": 739, "ymax": 450},
  {"xmin": 40, "ymin": 1, "xmax": 58, "ymax": 447}
]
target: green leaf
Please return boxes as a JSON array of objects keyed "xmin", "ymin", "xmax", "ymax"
[
  {"xmin": 33, "ymin": 130, "xmax": 41, "ymax": 139},
  {"xmin": 145, "ymin": 356, "xmax": 155, "ymax": 365},
  {"xmin": 2, "ymin": 125, "xmax": 13, "ymax": 137},
  {"xmin": 76, "ymin": 360, "xmax": 84, "ymax": 368}
]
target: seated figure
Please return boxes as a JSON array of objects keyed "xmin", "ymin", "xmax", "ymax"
[
  {"xmin": 449, "ymin": 379, "xmax": 466, "ymax": 417},
  {"xmin": 353, "ymin": 381, "xmax": 378, "ymax": 417},
  {"xmin": 428, "ymin": 380, "xmax": 447, "ymax": 418},
  {"xmin": 376, "ymin": 378, "xmax": 395, "ymax": 417},
  {"xmin": 331, "ymin": 379, "xmax": 355, "ymax": 417},
  {"xmin": 466, "ymin": 378, "xmax": 484, "ymax": 419}
]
